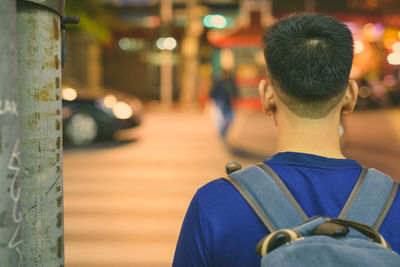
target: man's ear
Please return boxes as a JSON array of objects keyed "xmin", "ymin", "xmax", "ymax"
[
  {"xmin": 342, "ymin": 80, "xmax": 358, "ymax": 115},
  {"xmin": 258, "ymin": 79, "xmax": 276, "ymax": 116}
]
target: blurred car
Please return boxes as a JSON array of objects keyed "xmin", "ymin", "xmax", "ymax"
[{"xmin": 62, "ymin": 87, "xmax": 142, "ymax": 146}]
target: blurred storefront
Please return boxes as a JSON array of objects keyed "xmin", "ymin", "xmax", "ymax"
[
  {"xmin": 342, "ymin": 16, "xmax": 400, "ymax": 108},
  {"xmin": 62, "ymin": 0, "xmax": 400, "ymax": 109},
  {"xmin": 205, "ymin": 3, "xmax": 270, "ymax": 110},
  {"xmin": 205, "ymin": 2, "xmax": 400, "ymax": 110}
]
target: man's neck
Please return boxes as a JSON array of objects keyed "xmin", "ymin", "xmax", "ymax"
[{"xmin": 274, "ymin": 112, "xmax": 345, "ymax": 159}]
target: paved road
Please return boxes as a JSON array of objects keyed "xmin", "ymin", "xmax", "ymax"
[{"xmin": 63, "ymin": 106, "xmax": 400, "ymax": 267}]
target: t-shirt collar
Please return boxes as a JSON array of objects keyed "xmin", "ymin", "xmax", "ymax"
[{"xmin": 267, "ymin": 151, "xmax": 360, "ymax": 168}]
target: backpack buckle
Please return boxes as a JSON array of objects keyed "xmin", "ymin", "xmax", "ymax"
[
  {"xmin": 225, "ymin": 161, "xmax": 242, "ymax": 175},
  {"xmin": 256, "ymin": 229, "xmax": 303, "ymax": 257}
]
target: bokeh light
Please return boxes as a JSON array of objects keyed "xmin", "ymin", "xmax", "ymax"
[
  {"xmin": 118, "ymin": 37, "xmax": 145, "ymax": 51},
  {"xmin": 387, "ymin": 52, "xmax": 400, "ymax": 65},
  {"xmin": 112, "ymin": 101, "xmax": 133, "ymax": 119},
  {"xmin": 392, "ymin": 42, "xmax": 400, "ymax": 53},
  {"xmin": 203, "ymin": 14, "xmax": 227, "ymax": 29},
  {"xmin": 383, "ymin": 75, "xmax": 397, "ymax": 87},
  {"xmin": 103, "ymin": 94, "xmax": 118, "ymax": 108},
  {"xmin": 210, "ymin": 15, "xmax": 227, "ymax": 29},
  {"xmin": 156, "ymin": 38, "xmax": 165, "ymax": 50},
  {"xmin": 163, "ymin": 37, "xmax": 177, "ymax": 50},
  {"xmin": 384, "ymin": 38, "xmax": 397, "ymax": 50},
  {"xmin": 156, "ymin": 37, "xmax": 177, "ymax": 50},
  {"xmin": 358, "ymin": 86, "xmax": 372, "ymax": 98},
  {"xmin": 62, "ymin": 88, "xmax": 77, "ymax": 101},
  {"xmin": 119, "ymin": 38, "xmax": 134, "ymax": 50},
  {"xmin": 363, "ymin": 23, "xmax": 376, "ymax": 35},
  {"xmin": 354, "ymin": 41, "xmax": 364, "ymax": 54}
]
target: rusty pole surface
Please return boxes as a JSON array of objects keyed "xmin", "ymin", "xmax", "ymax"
[
  {"xmin": 0, "ymin": 0, "xmax": 23, "ymax": 266},
  {"xmin": 179, "ymin": 0, "xmax": 203, "ymax": 106},
  {"xmin": 17, "ymin": 1, "xmax": 64, "ymax": 266},
  {"xmin": 160, "ymin": 0, "xmax": 173, "ymax": 106}
]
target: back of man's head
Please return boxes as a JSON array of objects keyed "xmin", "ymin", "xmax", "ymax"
[{"xmin": 263, "ymin": 14, "xmax": 354, "ymax": 119}]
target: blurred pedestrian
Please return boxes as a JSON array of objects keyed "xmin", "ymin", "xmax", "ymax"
[
  {"xmin": 209, "ymin": 69, "xmax": 239, "ymax": 139},
  {"xmin": 173, "ymin": 13, "xmax": 400, "ymax": 267}
]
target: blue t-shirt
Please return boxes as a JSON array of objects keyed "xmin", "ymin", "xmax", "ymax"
[{"xmin": 172, "ymin": 152, "xmax": 400, "ymax": 267}]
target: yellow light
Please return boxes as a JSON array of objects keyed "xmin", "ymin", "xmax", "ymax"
[
  {"xmin": 112, "ymin": 101, "xmax": 133, "ymax": 119},
  {"xmin": 359, "ymin": 86, "xmax": 371, "ymax": 99},
  {"xmin": 387, "ymin": 52, "xmax": 400, "ymax": 65},
  {"xmin": 220, "ymin": 49, "xmax": 235, "ymax": 70},
  {"xmin": 384, "ymin": 38, "xmax": 396, "ymax": 50},
  {"xmin": 103, "ymin": 94, "xmax": 117, "ymax": 108},
  {"xmin": 363, "ymin": 23, "xmax": 376, "ymax": 34},
  {"xmin": 62, "ymin": 88, "xmax": 77, "ymax": 101},
  {"xmin": 392, "ymin": 42, "xmax": 400, "ymax": 53},
  {"xmin": 354, "ymin": 41, "xmax": 364, "ymax": 54}
]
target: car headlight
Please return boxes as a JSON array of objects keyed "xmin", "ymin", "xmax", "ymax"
[
  {"xmin": 103, "ymin": 94, "xmax": 117, "ymax": 108},
  {"xmin": 112, "ymin": 101, "xmax": 133, "ymax": 119}
]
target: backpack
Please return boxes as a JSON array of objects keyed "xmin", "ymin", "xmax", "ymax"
[{"xmin": 224, "ymin": 161, "xmax": 400, "ymax": 267}]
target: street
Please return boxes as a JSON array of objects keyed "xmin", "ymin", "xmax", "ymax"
[{"xmin": 63, "ymin": 106, "xmax": 400, "ymax": 267}]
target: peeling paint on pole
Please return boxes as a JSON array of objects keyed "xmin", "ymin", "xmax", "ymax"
[
  {"xmin": 17, "ymin": 1, "xmax": 64, "ymax": 266},
  {"xmin": 0, "ymin": 1, "xmax": 23, "ymax": 266}
]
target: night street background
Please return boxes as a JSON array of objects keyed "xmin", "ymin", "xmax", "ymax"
[
  {"xmin": 58, "ymin": 0, "xmax": 400, "ymax": 266},
  {"xmin": 2, "ymin": 0, "xmax": 400, "ymax": 266}
]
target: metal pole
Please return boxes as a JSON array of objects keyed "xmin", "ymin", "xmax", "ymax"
[
  {"xmin": 17, "ymin": 1, "xmax": 64, "ymax": 265},
  {"xmin": 160, "ymin": 0, "xmax": 173, "ymax": 106},
  {"xmin": 179, "ymin": 0, "xmax": 203, "ymax": 106},
  {"xmin": 87, "ymin": 41, "xmax": 103, "ymax": 95},
  {"xmin": 160, "ymin": 49, "xmax": 173, "ymax": 106},
  {"xmin": 0, "ymin": 0, "xmax": 22, "ymax": 266}
]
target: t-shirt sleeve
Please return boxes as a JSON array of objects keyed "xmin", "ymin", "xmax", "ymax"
[{"xmin": 172, "ymin": 192, "xmax": 211, "ymax": 267}]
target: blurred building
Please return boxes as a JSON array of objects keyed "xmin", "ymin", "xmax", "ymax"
[{"xmin": 63, "ymin": 0, "xmax": 400, "ymax": 108}]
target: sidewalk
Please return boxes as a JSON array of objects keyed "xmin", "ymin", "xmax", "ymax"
[{"xmin": 64, "ymin": 105, "xmax": 249, "ymax": 267}]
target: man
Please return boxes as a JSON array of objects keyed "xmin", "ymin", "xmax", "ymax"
[
  {"xmin": 173, "ymin": 14, "xmax": 400, "ymax": 267},
  {"xmin": 209, "ymin": 69, "xmax": 239, "ymax": 139}
]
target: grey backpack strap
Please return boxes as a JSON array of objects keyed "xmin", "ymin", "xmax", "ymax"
[
  {"xmin": 339, "ymin": 167, "xmax": 399, "ymax": 230},
  {"xmin": 224, "ymin": 163, "xmax": 308, "ymax": 232}
]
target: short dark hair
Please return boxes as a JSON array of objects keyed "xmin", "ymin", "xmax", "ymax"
[{"xmin": 262, "ymin": 14, "xmax": 354, "ymax": 118}]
